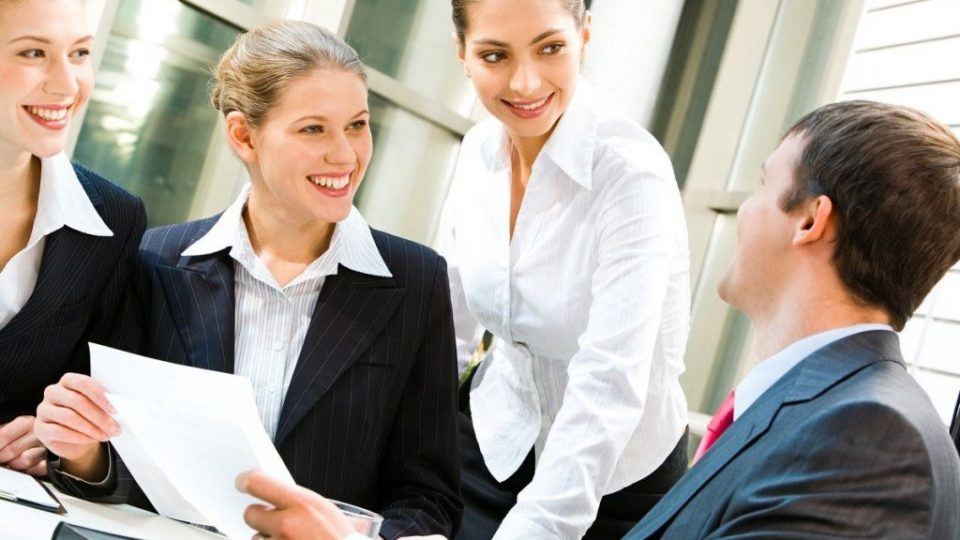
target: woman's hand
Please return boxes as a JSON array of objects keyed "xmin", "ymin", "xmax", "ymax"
[
  {"xmin": 0, "ymin": 415, "xmax": 47, "ymax": 476},
  {"xmin": 34, "ymin": 373, "xmax": 119, "ymax": 480}
]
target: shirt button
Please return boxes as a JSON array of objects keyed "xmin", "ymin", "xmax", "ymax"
[
  {"xmin": 269, "ymin": 385, "xmax": 278, "ymax": 394},
  {"xmin": 273, "ymin": 341, "xmax": 283, "ymax": 351}
]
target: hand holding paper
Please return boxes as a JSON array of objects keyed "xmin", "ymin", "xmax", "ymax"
[
  {"xmin": 35, "ymin": 372, "xmax": 118, "ymax": 481},
  {"xmin": 88, "ymin": 344, "xmax": 295, "ymax": 540}
]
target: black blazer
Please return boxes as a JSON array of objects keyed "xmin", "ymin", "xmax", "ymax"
[
  {"xmin": 624, "ymin": 331, "xmax": 960, "ymax": 540},
  {"xmin": 0, "ymin": 164, "xmax": 145, "ymax": 423},
  {"xmin": 56, "ymin": 216, "xmax": 462, "ymax": 539}
]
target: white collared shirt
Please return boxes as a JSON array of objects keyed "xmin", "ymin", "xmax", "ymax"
[
  {"xmin": 182, "ymin": 185, "xmax": 391, "ymax": 439},
  {"xmin": 436, "ymin": 80, "xmax": 691, "ymax": 539},
  {"xmin": 0, "ymin": 153, "xmax": 112, "ymax": 329},
  {"xmin": 734, "ymin": 324, "xmax": 895, "ymax": 421}
]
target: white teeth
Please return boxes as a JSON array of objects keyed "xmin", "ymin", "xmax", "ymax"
[
  {"xmin": 308, "ymin": 176, "xmax": 350, "ymax": 190},
  {"xmin": 27, "ymin": 106, "xmax": 68, "ymax": 122},
  {"xmin": 512, "ymin": 97, "xmax": 549, "ymax": 110}
]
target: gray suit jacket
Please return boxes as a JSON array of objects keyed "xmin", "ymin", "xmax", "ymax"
[{"xmin": 624, "ymin": 330, "xmax": 960, "ymax": 539}]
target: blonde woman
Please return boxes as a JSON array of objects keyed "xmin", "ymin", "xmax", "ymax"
[{"xmin": 36, "ymin": 21, "xmax": 461, "ymax": 539}]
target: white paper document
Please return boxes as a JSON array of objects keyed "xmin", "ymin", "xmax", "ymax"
[{"xmin": 90, "ymin": 343, "xmax": 294, "ymax": 540}]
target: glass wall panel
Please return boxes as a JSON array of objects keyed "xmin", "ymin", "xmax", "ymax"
[
  {"xmin": 681, "ymin": 214, "xmax": 753, "ymax": 413},
  {"xmin": 358, "ymin": 93, "xmax": 461, "ymax": 243},
  {"xmin": 74, "ymin": 0, "xmax": 243, "ymax": 227},
  {"xmin": 346, "ymin": 0, "xmax": 475, "ymax": 116}
]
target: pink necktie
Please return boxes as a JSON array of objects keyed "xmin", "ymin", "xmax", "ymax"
[{"xmin": 692, "ymin": 389, "xmax": 736, "ymax": 464}]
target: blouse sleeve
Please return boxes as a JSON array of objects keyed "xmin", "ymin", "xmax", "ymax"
[{"xmin": 434, "ymin": 157, "xmax": 485, "ymax": 378}]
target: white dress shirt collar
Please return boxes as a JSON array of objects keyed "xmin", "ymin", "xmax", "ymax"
[
  {"xmin": 35, "ymin": 153, "xmax": 113, "ymax": 240},
  {"xmin": 734, "ymin": 323, "xmax": 895, "ymax": 420},
  {"xmin": 478, "ymin": 77, "xmax": 599, "ymax": 190},
  {"xmin": 181, "ymin": 183, "xmax": 391, "ymax": 280}
]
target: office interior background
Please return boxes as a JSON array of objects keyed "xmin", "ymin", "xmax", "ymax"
[{"xmin": 72, "ymin": 0, "xmax": 960, "ymax": 433}]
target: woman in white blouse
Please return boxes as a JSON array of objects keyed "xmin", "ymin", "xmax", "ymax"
[{"xmin": 439, "ymin": 1, "xmax": 691, "ymax": 538}]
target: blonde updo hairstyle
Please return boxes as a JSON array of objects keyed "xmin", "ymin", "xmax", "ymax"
[{"xmin": 210, "ymin": 20, "xmax": 366, "ymax": 128}]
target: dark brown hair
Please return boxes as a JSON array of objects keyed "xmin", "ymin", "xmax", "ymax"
[
  {"xmin": 451, "ymin": 0, "xmax": 586, "ymax": 44},
  {"xmin": 782, "ymin": 100, "xmax": 960, "ymax": 330}
]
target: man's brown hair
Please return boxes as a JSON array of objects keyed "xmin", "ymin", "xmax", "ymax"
[{"xmin": 781, "ymin": 100, "xmax": 960, "ymax": 330}]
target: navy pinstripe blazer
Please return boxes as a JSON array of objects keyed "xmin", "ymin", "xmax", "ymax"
[
  {"xmin": 58, "ymin": 216, "xmax": 462, "ymax": 539},
  {"xmin": 0, "ymin": 164, "xmax": 145, "ymax": 423}
]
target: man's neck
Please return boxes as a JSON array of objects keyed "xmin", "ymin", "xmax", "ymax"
[{"xmin": 751, "ymin": 294, "xmax": 891, "ymax": 361}]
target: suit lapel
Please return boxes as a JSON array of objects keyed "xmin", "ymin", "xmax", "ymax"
[
  {"xmin": 154, "ymin": 251, "xmax": 236, "ymax": 374},
  {"xmin": 274, "ymin": 267, "xmax": 404, "ymax": 446},
  {"xmin": 0, "ymin": 164, "xmax": 104, "ymax": 342},
  {"xmin": 0, "ymin": 228, "xmax": 98, "ymax": 342},
  {"xmin": 627, "ymin": 331, "xmax": 903, "ymax": 539}
]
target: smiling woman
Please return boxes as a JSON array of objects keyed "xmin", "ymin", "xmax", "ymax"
[
  {"xmin": 36, "ymin": 19, "xmax": 462, "ymax": 540},
  {"xmin": 0, "ymin": 0, "xmax": 145, "ymax": 479},
  {"xmin": 437, "ymin": 0, "xmax": 692, "ymax": 538}
]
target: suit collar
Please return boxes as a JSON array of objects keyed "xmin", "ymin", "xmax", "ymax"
[
  {"xmin": 182, "ymin": 184, "xmax": 391, "ymax": 279},
  {"xmin": 734, "ymin": 324, "xmax": 894, "ymax": 420},
  {"xmin": 628, "ymin": 330, "xmax": 904, "ymax": 538}
]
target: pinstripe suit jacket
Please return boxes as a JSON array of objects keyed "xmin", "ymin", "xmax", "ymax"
[
  {"xmin": 55, "ymin": 216, "xmax": 462, "ymax": 539},
  {"xmin": 0, "ymin": 164, "xmax": 145, "ymax": 423},
  {"xmin": 623, "ymin": 331, "xmax": 960, "ymax": 540}
]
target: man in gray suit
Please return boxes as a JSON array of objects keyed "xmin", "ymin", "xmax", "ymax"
[{"xmin": 625, "ymin": 101, "xmax": 960, "ymax": 539}]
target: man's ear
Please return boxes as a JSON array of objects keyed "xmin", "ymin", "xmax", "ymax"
[
  {"xmin": 225, "ymin": 111, "xmax": 256, "ymax": 163},
  {"xmin": 793, "ymin": 194, "xmax": 836, "ymax": 246}
]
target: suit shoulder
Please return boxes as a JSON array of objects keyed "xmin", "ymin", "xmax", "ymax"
[
  {"xmin": 833, "ymin": 361, "xmax": 958, "ymax": 458},
  {"xmin": 140, "ymin": 217, "xmax": 220, "ymax": 265},
  {"xmin": 369, "ymin": 228, "xmax": 444, "ymax": 278},
  {"xmin": 72, "ymin": 163, "xmax": 144, "ymax": 226},
  {"xmin": 72, "ymin": 163, "xmax": 138, "ymax": 203}
]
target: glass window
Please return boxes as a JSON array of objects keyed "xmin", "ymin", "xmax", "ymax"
[
  {"xmin": 682, "ymin": 214, "xmax": 751, "ymax": 414},
  {"xmin": 358, "ymin": 93, "xmax": 461, "ymax": 244},
  {"xmin": 73, "ymin": 0, "xmax": 243, "ymax": 227},
  {"xmin": 345, "ymin": 0, "xmax": 476, "ymax": 117}
]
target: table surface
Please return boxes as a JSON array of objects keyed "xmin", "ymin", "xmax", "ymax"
[{"xmin": 0, "ymin": 482, "xmax": 223, "ymax": 539}]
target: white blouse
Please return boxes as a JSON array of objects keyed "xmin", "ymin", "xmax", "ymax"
[{"xmin": 436, "ymin": 81, "xmax": 691, "ymax": 539}]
